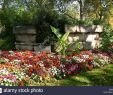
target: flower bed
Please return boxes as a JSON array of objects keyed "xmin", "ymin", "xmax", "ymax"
[{"xmin": 0, "ymin": 50, "xmax": 113, "ymax": 86}]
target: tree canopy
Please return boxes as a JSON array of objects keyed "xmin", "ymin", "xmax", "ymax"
[
  {"xmin": 0, "ymin": 0, "xmax": 113, "ymax": 26},
  {"xmin": 0, "ymin": 0, "xmax": 113, "ymax": 50}
]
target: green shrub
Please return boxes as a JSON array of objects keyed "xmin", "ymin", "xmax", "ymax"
[
  {"xmin": 50, "ymin": 26, "xmax": 70, "ymax": 56},
  {"xmin": 100, "ymin": 24, "xmax": 113, "ymax": 52},
  {"xmin": 0, "ymin": 27, "xmax": 15, "ymax": 50},
  {"xmin": 50, "ymin": 26, "xmax": 81, "ymax": 56},
  {"xmin": 93, "ymin": 19, "xmax": 104, "ymax": 25}
]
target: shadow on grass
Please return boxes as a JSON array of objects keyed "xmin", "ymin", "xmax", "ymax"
[{"xmin": 59, "ymin": 64, "xmax": 113, "ymax": 86}]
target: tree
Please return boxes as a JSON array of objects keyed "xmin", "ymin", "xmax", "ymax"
[{"xmin": 84, "ymin": 0, "xmax": 113, "ymax": 21}]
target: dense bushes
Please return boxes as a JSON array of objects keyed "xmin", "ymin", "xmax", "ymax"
[
  {"xmin": 0, "ymin": 25, "xmax": 15, "ymax": 50},
  {"xmin": 100, "ymin": 24, "xmax": 113, "ymax": 53}
]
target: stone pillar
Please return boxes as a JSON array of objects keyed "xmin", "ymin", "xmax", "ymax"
[
  {"xmin": 14, "ymin": 26, "xmax": 37, "ymax": 50},
  {"xmin": 65, "ymin": 25, "xmax": 103, "ymax": 49}
]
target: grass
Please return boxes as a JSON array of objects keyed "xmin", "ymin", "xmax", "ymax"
[
  {"xmin": 31, "ymin": 64, "xmax": 113, "ymax": 86},
  {"xmin": 58, "ymin": 64, "xmax": 113, "ymax": 86}
]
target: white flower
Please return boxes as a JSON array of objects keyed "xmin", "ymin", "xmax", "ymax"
[
  {"xmin": 40, "ymin": 76, "xmax": 43, "ymax": 81},
  {"xmin": 1, "ymin": 83, "xmax": 4, "ymax": 85},
  {"xmin": 4, "ymin": 78, "xmax": 7, "ymax": 82},
  {"xmin": 5, "ymin": 83, "xmax": 9, "ymax": 86},
  {"xmin": 27, "ymin": 65, "xmax": 33, "ymax": 67},
  {"xmin": 83, "ymin": 55, "xmax": 89, "ymax": 59},
  {"xmin": 0, "ymin": 68, "xmax": 9, "ymax": 75},
  {"xmin": 38, "ymin": 61, "xmax": 44, "ymax": 67},
  {"xmin": 3, "ymin": 58, "xmax": 9, "ymax": 62},
  {"xmin": 7, "ymin": 79, "xmax": 12, "ymax": 83},
  {"xmin": 9, "ymin": 51, "xmax": 14, "ymax": 56},
  {"xmin": 13, "ymin": 59, "xmax": 21, "ymax": 64}
]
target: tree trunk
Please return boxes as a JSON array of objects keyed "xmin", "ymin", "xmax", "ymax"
[{"xmin": 79, "ymin": 0, "xmax": 84, "ymax": 20}]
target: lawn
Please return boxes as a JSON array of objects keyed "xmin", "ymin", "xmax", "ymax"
[{"xmin": 57, "ymin": 64, "xmax": 113, "ymax": 86}]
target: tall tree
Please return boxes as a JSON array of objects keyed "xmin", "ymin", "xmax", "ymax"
[{"xmin": 84, "ymin": 0, "xmax": 113, "ymax": 21}]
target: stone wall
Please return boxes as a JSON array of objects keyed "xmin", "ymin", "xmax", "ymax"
[
  {"xmin": 14, "ymin": 26, "xmax": 51, "ymax": 52},
  {"xmin": 14, "ymin": 26, "xmax": 37, "ymax": 50},
  {"xmin": 14, "ymin": 25, "xmax": 103, "ymax": 51},
  {"xmin": 65, "ymin": 25, "xmax": 103, "ymax": 49}
]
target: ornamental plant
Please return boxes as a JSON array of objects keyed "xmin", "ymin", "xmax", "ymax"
[
  {"xmin": 50, "ymin": 26, "xmax": 70, "ymax": 56},
  {"xmin": 0, "ymin": 50, "xmax": 112, "ymax": 86},
  {"xmin": 50, "ymin": 26, "xmax": 81, "ymax": 56}
]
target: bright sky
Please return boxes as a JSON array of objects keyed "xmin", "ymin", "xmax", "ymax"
[
  {"xmin": 73, "ymin": 1, "xmax": 78, "ymax": 4},
  {"xmin": 0, "ymin": 5, "xmax": 2, "ymax": 8}
]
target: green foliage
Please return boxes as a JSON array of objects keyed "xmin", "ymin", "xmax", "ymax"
[
  {"xmin": 0, "ymin": 34, "xmax": 15, "ymax": 50},
  {"xmin": 67, "ymin": 40, "xmax": 81, "ymax": 53},
  {"xmin": 76, "ymin": 19, "xmax": 93, "ymax": 26},
  {"xmin": 93, "ymin": 56, "xmax": 109, "ymax": 67},
  {"xmin": 51, "ymin": 26, "xmax": 70, "ymax": 55},
  {"xmin": 64, "ymin": 19, "xmax": 93, "ymax": 26},
  {"xmin": 84, "ymin": 0, "xmax": 113, "ymax": 21},
  {"xmin": 51, "ymin": 26, "xmax": 81, "ymax": 55},
  {"xmin": 93, "ymin": 19, "xmax": 104, "ymax": 25},
  {"xmin": 50, "ymin": 26, "xmax": 62, "ymax": 39},
  {"xmin": 0, "ymin": 0, "xmax": 113, "ymax": 51},
  {"xmin": 100, "ymin": 24, "xmax": 113, "ymax": 52},
  {"xmin": 0, "ymin": 58, "xmax": 6, "ymax": 64},
  {"xmin": 0, "ymin": 14, "xmax": 15, "ymax": 50}
]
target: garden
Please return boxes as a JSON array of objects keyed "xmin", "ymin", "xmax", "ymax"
[
  {"xmin": 0, "ymin": 49, "xmax": 113, "ymax": 86},
  {"xmin": 0, "ymin": 0, "xmax": 113, "ymax": 86}
]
